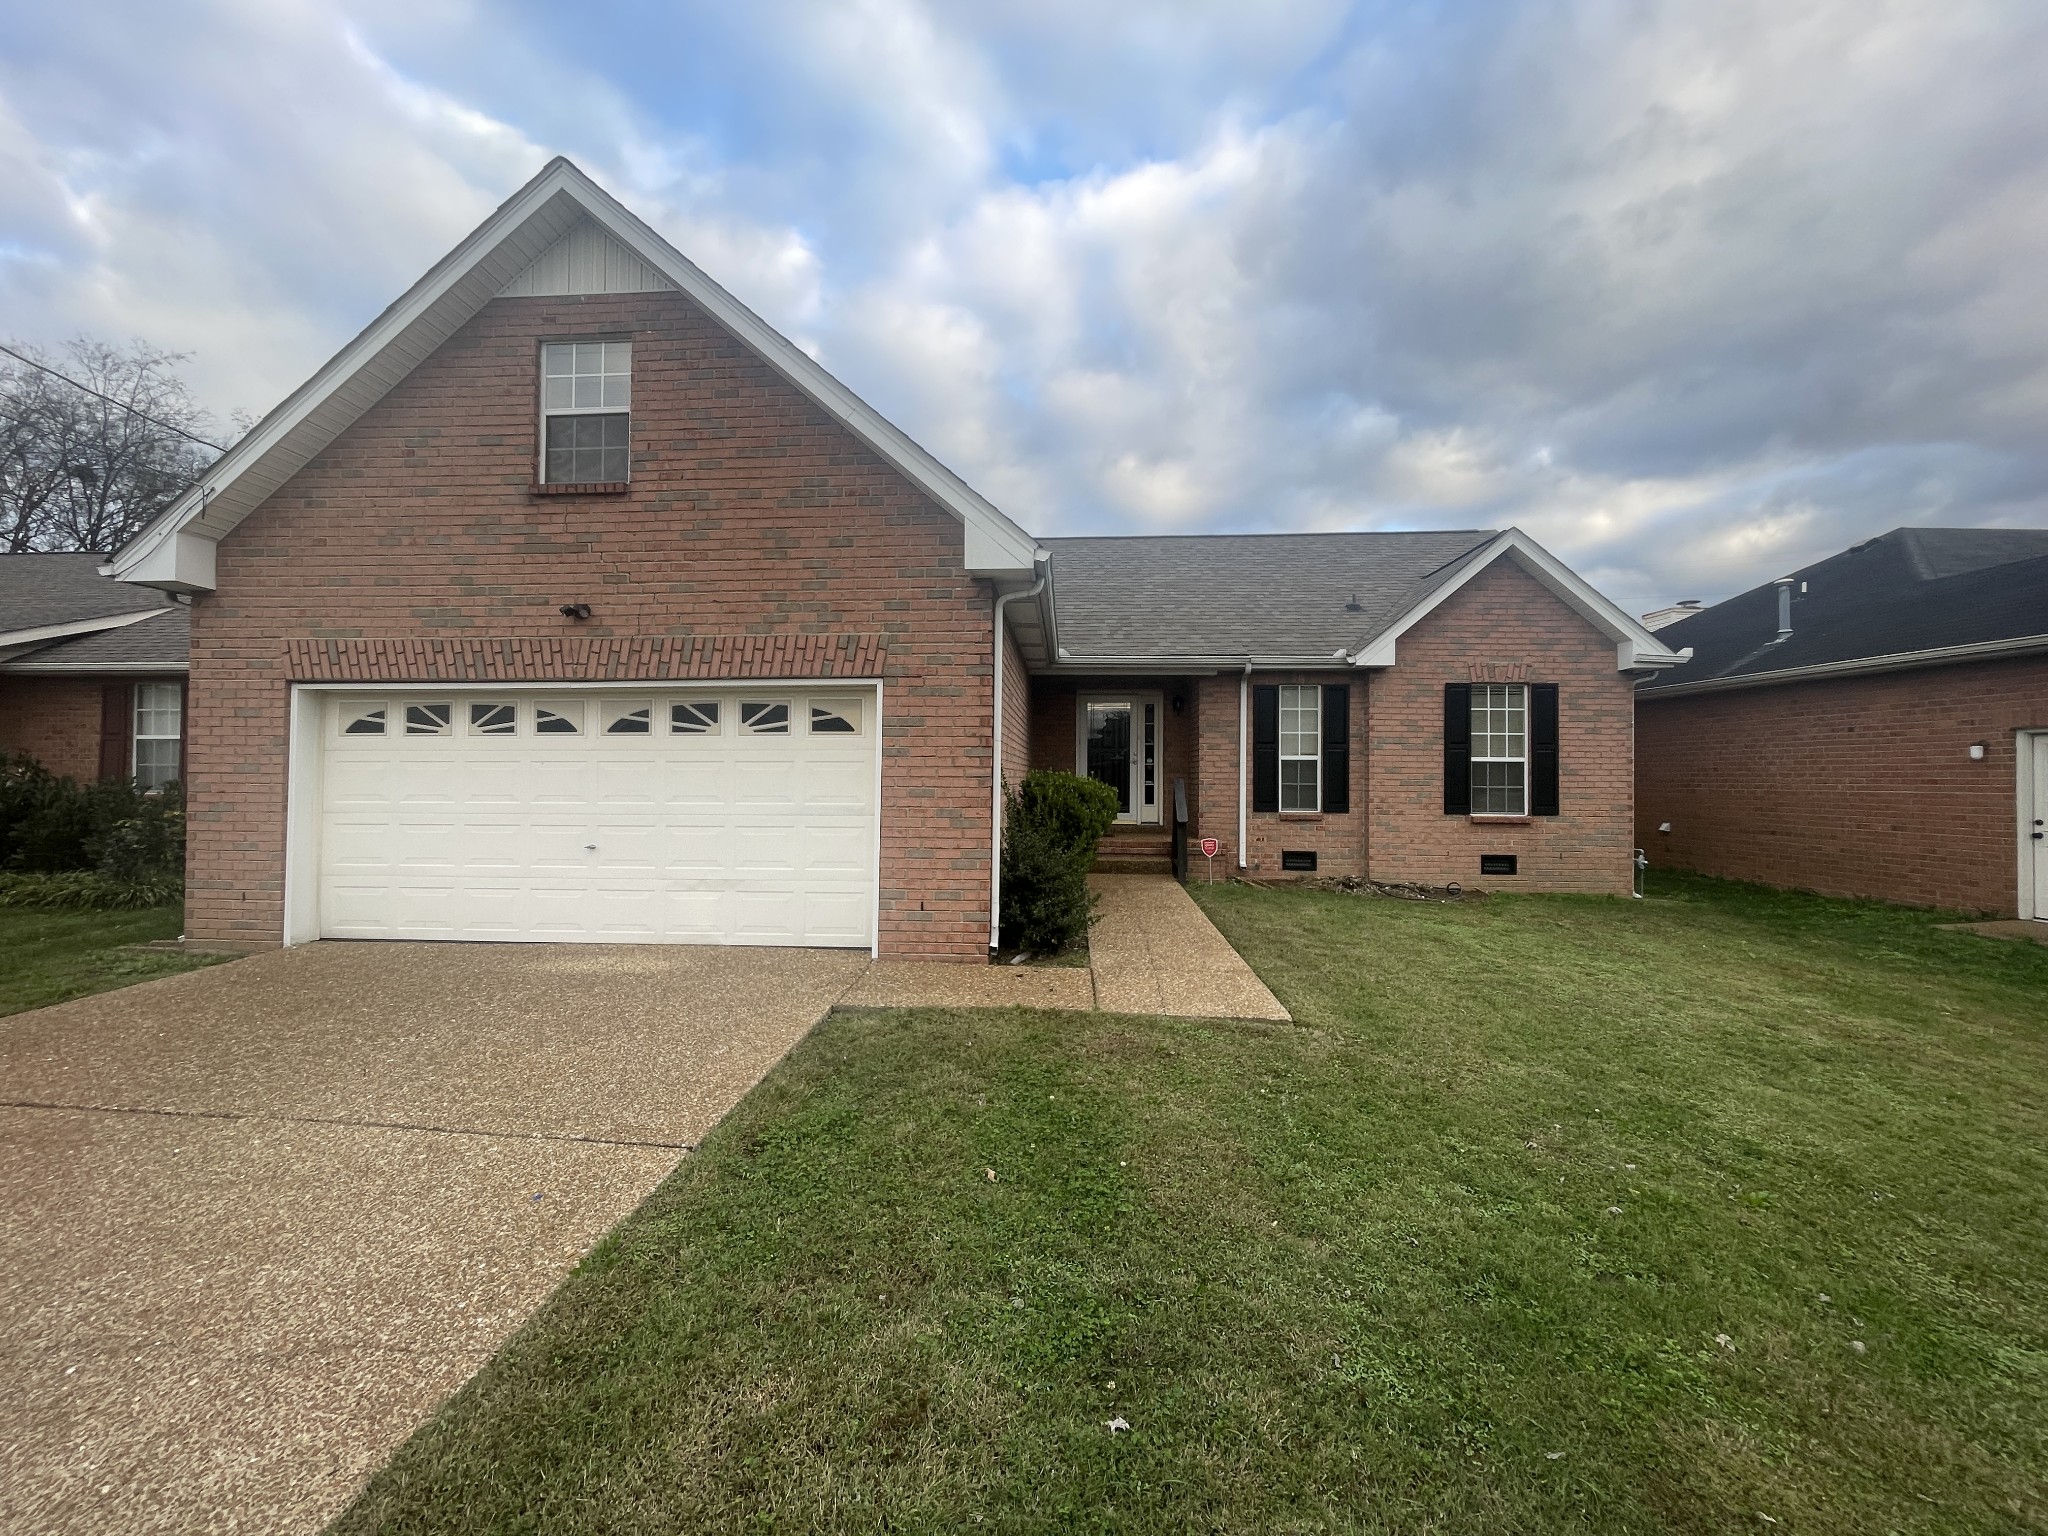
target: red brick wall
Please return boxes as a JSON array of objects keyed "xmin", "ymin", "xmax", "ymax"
[
  {"xmin": 0, "ymin": 677, "xmax": 106, "ymax": 781},
  {"xmin": 1192, "ymin": 671, "xmax": 1368, "ymax": 877},
  {"xmin": 1000, "ymin": 626, "xmax": 1030, "ymax": 794},
  {"xmin": 1368, "ymin": 558, "xmax": 1636, "ymax": 894},
  {"xmin": 187, "ymin": 288, "xmax": 997, "ymax": 960},
  {"xmin": 1637, "ymin": 656, "xmax": 2048, "ymax": 914}
]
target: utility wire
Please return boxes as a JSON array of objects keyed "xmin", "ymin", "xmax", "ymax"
[{"xmin": 0, "ymin": 341, "xmax": 230, "ymax": 453}]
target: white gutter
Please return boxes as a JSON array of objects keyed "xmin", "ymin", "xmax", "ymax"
[
  {"xmin": 1237, "ymin": 661, "xmax": 1250, "ymax": 870},
  {"xmin": 1642, "ymin": 631, "xmax": 2048, "ymax": 699},
  {"xmin": 990, "ymin": 558, "xmax": 1050, "ymax": 948}
]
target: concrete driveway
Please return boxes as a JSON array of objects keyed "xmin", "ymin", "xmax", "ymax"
[{"xmin": 0, "ymin": 941, "xmax": 868, "ymax": 1535}]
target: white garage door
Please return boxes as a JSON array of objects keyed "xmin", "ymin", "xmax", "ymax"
[{"xmin": 315, "ymin": 688, "xmax": 877, "ymax": 947}]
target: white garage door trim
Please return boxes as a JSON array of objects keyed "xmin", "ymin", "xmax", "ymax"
[{"xmin": 283, "ymin": 679, "xmax": 884, "ymax": 953}]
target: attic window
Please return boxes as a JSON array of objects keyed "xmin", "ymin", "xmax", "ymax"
[{"xmin": 541, "ymin": 341, "xmax": 630, "ymax": 484}]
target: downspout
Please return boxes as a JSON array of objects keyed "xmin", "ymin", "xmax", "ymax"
[
  {"xmin": 990, "ymin": 557, "xmax": 1050, "ymax": 949},
  {"xmin": 1237, "ymin": 660, "xmax": 1250, "ymax": 870}
]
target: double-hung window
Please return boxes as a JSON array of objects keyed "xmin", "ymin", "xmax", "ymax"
[
  {"xmin": 1469, "ymin": 683, "xmax": 1526, "ymax": 815},
  {"xmin": 1278, "ymin": 685, "xmax": 1321, "ymax": 811},
  {"xmin": 133, "ymin": 682, "xmax": 182, "ymax": 789},
  {"xmin": 541, "ymin": 341, "xmax": 630, "ymax": 484}
]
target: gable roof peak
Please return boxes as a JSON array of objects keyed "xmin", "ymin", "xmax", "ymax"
[{"xmin": 110, "ymin": 156, "xmax": 1039, "ymax": 591}]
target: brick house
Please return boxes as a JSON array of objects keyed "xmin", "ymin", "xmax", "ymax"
[
  {"xmin": 0, "ymin": 554, "xmax": 189, "ymax": 786},
  {"xmin": 106, "ymin": 158, "xmax": 1680, "ymax": 959},
  {"xmin": 1637, "ymin": 527, "xmax": 2048, "ymax": 918}
]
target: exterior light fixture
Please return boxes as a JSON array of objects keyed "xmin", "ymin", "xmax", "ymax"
[
  {"xmin": 1968, "ymin": 741, "xmax": 1987, "ymax": 761},
  {"xmin": 559, "ymin": 603, "xmax": 593, "ymax": 620}
]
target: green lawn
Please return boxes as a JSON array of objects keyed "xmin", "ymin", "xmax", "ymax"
[
  {"xmin": 333, "ymin": 876, "xmax": 2048, "ymax": 1535},
  {"xmin": 0, "ymin": 904, "xmax": 225, "ymax": 1017}
]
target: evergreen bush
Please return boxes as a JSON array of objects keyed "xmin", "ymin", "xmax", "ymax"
[{"xmin": 998, "ymin": 770, "xmax": 1120, "ymax": 955}]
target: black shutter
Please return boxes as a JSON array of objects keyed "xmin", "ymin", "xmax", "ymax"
[
  {"xmin": 1320, "ymin": 683, "xmax": 1350, "ymax": 813},
  {"xmin": 1443, "ymin": 683, "xmax": 1471, "ymax": 815},
  {"xmin": 1530, "ymin": 682, "xmax": 1559, "ymax": 816},
  {"xmin": 1252, "ymin": 684, "xmax": 1279, "ymax": 813},
  {"xmin": 98, "ymin": 683, "xmax": 131, "ymax": 781}
]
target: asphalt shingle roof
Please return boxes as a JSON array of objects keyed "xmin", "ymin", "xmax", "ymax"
[
  {"xmin": 0, "ymin": 552, "xmax": 185, "ymax": 671},
  {"xmin": 1642, "ymin": 527, "xmax": 2048, "ymax": 691},
  {"xmin": 1044, "ymin": 531, "xmax": 1497, "ymax": 660},
  {"xmin": 0, "ymin": 552, "xmax": 174, "ymax": 632}
]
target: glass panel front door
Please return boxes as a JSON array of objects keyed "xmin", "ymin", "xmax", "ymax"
[{"xmin": 1085, "ymin": 703, "xmax": 1133, "ymax": 817}]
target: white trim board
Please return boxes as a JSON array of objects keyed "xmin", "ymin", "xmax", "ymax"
[
  {"xmin": 112, "ymin": 158, "xmax": 1041, "ymax": 592},
  {"xmin": 0, "ymin": 608, "xmax": 165, "ymax": 651}
]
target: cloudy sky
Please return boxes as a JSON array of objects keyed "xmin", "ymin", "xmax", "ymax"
[{"xmin": 4, "ymin": 0, "xmax": 2045, "ymax": 611}]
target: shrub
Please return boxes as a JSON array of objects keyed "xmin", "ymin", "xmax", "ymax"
[
  {"xmin": 0, "ymin": 754, "xmax": 185, "ymax": 893},
  {"xmin": 999, "ymin": 770, "xmax": 1121, "ymax": 955},
  {"xmin": 0, "ymin": 871, "xmax": 184, "ymax": 910}
]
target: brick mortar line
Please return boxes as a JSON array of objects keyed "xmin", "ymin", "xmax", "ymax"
[{"xmin": 0, "ymin": 1098, "xmax": 692, "ymax": 1151}]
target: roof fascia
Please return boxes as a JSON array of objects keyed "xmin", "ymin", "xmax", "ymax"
[
  {"xmin": 111, "ymin": 158, "xmax": 1040, "ymax": 588},
  {"xmin": 1640, "ymin": 631, "xmax": 2048, "ymax": 698},
  {"xmin": 0, "ymin": 608, "xmax": 165, "ymax": 650},
  {"xmin": 1040, "ymin": 653, "xmax": 1351, "ymax": 675},
  {"xmin": 1348, "ymin": 529, "xmax": 1683, "ymax": 672}
]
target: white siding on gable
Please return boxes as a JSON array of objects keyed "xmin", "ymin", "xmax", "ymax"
[{"xmin": 499, "ymin": 218, "xmax": 678, "ymax": 297}]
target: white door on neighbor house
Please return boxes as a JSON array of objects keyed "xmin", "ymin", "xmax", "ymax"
[
  {"xmin": 313, "ymin": 688, "xmax": 878, "ymax": 946},
  {"xmin": 2031, "ymin": 733, "xmax": 2048, "ymax": 921}
]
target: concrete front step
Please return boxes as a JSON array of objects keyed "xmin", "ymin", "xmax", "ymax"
[{"xmin": 1095, "ymin": 854, "xmax": 1174, "ymax": 874}]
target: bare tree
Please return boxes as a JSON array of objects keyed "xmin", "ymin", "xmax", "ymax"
[{"xmin": 0, "ymin": 338, "xmax": 225, "ymax": 555}]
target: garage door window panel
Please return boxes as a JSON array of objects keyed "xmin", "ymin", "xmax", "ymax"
[
  {"xmin": 809, "ymin": 700, "xmax": 861, "ymax": 734},
  {"xmin": 341, "ymin": 704, "xmax": 388, "ymax": 736},
  {"xmin": 604, "ymin": 701, "xmax": 653, "ymax": 735},
  {"xmin": 670, "ymin": 699, "xmax": 721, "ymax": 734},
  {"xmin": 535, "ymin": 702, "xmax": 584, "ymax": 735},
  {"xmin": 469, "ymin": 702, "xmax": 517, "ymax": 735},
  {"xmin": 741, "ymin": 701, "xmax": 791, "ymax": 735},
  {"xmin": 405, "ymin": 703, "xmax": 453, "ymax": 735}
]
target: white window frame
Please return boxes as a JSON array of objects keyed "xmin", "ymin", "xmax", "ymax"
[
  {"xmin": 132, "ymin": 682, "xmax": 182, "ymax": 789},
  {"xmin": 539, "ymin": 339, "xmax": 632, "ymax": 485},
  {"xmin": 1471, "ymin": 683, "xmax": 1528, "ymax": 817},
  {"xmin": 1278, "ymin": 684, "xmax": 1320, "ymax": 812}
]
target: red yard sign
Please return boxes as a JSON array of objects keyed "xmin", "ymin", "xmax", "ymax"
[{"xmin": 1200, "ymin": 837, "xmax": 1220, "ymax": 858}]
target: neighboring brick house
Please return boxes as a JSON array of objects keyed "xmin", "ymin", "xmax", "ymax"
[
  {"xmin": 107, "ymin": 157, "xmax": 1680, "ymax": 960},
  {"xmin": 1637, "ymin": 528, "xmax": 2048, "ymax": 918},
  {"xmin": 0, "ymin": 554, "xmax": 189, "ymax": 786}
]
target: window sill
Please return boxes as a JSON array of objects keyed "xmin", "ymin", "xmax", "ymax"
[
  {"xmin": 1277, "ymin": 811, "xmax": 1325, "ymax": 822},
  {"xmin": 1468, "ymin": 814, "xmax": 1532, "ymax": 825},
  {"xmin": 531, "ymin": 481, "xmax": 629, "ymax": 496}
]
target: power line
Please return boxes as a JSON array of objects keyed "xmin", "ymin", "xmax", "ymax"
[{"xmin": 0, "ymin": 341, "xmax": 230, "ymax": 453}]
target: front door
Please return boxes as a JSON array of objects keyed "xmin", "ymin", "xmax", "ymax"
[{"xmin": 1079, "ymin": 695, "xmax": 1161, "ymax": 825}]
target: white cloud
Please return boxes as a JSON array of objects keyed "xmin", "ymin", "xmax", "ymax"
[{"xmin": 1, "ymin": 0, "xmax": 2044, "ymax": 613}]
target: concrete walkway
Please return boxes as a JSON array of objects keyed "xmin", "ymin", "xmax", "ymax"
[
  {"xmin": 849, "ymin": 873, "xmax": 1290, "ymax": 1022},
  {"xmin": 1087, "ymin": 873, "xmax": 1291, "ymax": 1020}
]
